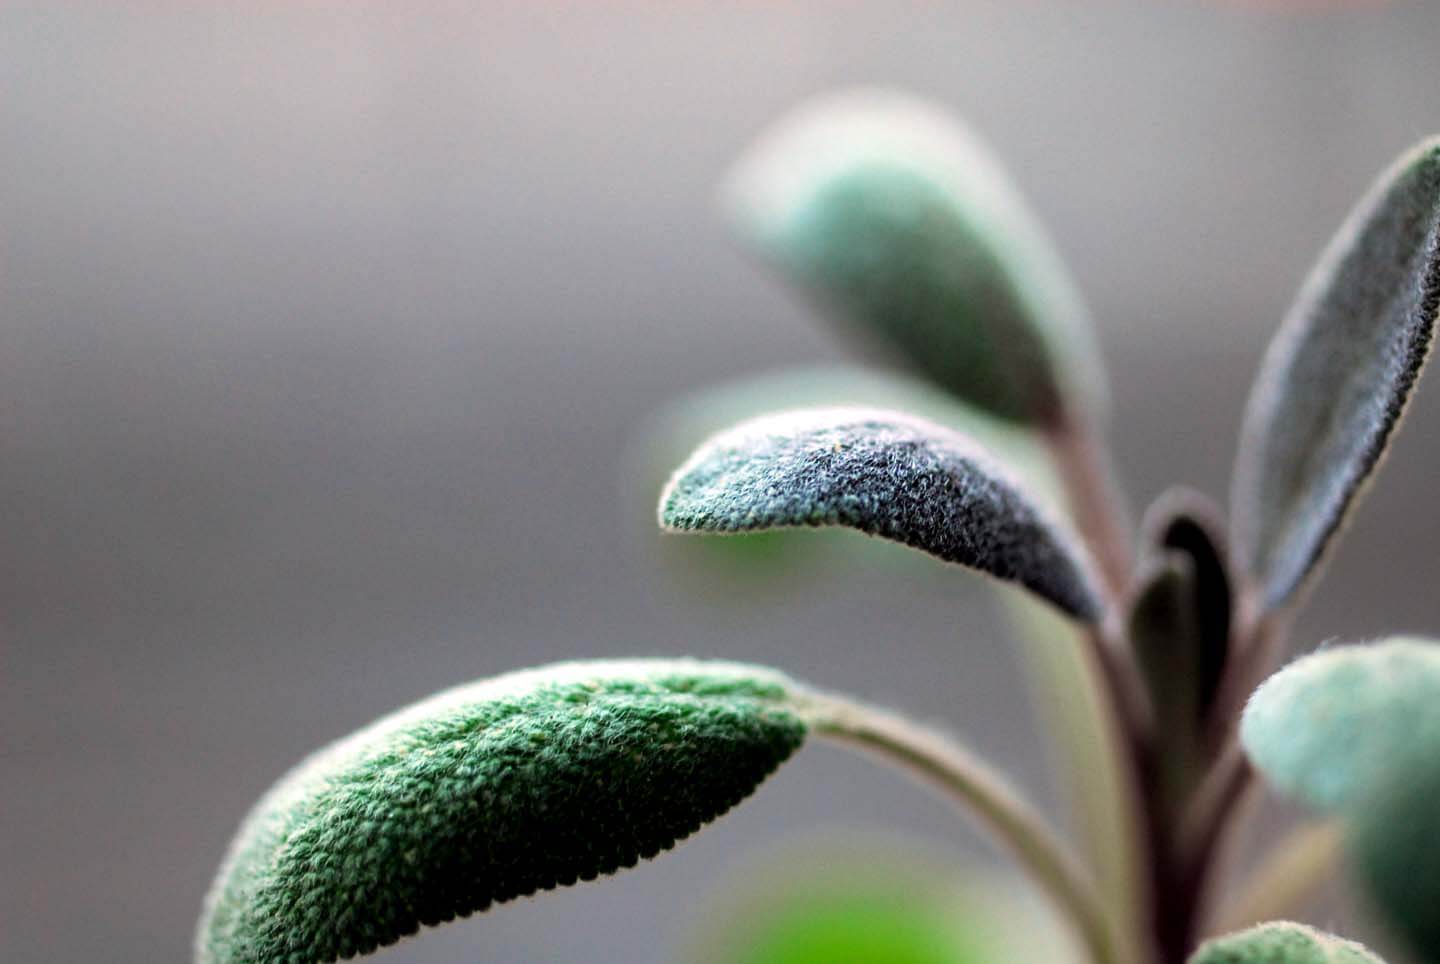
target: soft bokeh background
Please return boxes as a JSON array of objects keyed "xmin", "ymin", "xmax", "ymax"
[{"xmin": 7, "ymin": 2, "xmax": 1440, "ymax": 961}]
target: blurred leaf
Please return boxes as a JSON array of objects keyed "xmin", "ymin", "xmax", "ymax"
[
  {"xmin": 1129, "ymin": 553, "xmax": 1204, "ymax": 805},
  {"xmin": 725, "ymin": 88, "xmax": 1105, "ymax": 427},
  {"xmin": 1141, "ymin": 489, "xmax": 1234, "ymax": 714},
  {"xmin": 683, "ymin": 835, "xmax": 1082, "ymax": 964},
  {"xmin": 197, "ymin": 660, "xmax": 808, "ymax": 964},
  {"xmin": 660, "ymin": 407, "xmax": 1105, "ymax": 619},
  {"xmin": 1188, "ymin": 922, "xmax": 1385, "ymax": 963},
  {"xmin": 1231, "ymin": 137, "xmax": 1440, "ymax": 610},
  {"xmin": 1240, "ymin": 638, "xmax": 1440, "ymax": 813},
  {"xmin": 1348, "ymin": 746, "xmax": 1440, "ymax": 963}
]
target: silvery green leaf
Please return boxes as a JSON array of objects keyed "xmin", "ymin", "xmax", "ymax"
[
  {"xmin": 197, "ymin": 660, "xmax": 808, "ymax": 964},
  {"xmin": 1231, "ymin": 138, "xmax": 1440, "ymax": 609},
  {"xmin": 659, "ymin": 407, "xmax": 1105, "ymax": 620},
  {"xmin": 725, "ymin": 88, "xmax": 1105, "ymax": 427},
  {"xmin": 1240, "ymin": 638, "xmax": 1440, "ymax": 813},
  {"xmin": 1349, "ymin": 748, "xmax": 1440, "ymax": 962},
  {"xmin": 1188, "ymin": 922, "xmax": 1385, "ymax": 964}
]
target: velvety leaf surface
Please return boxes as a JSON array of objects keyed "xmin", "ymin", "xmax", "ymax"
[
  {"xmin": 197, "ymin": 660, "xmax": 807, "ymax": 964},
  {"xmin": 1231, "ymin": 137, "xmax": 1440, "ymax": 609},
  {"xmin": 1240, "ymin": 638, "xmax": 1440, "ymax": 813},
  {"xmin": 1129, "ymin": 554, "xmax": 1203, "ymax": 777},
  {"xmin": 725, "ymin": 88, "xmax": 1105, "ymax": 426},
  {"xmin": 1188, "ymin": 922, "xmax": 1385, "ymax": 963},
  {"xmin": 659, "ymin": 407, "xmax": 1104, "ymax": 619},
  {"xmin": 1349, "ymin": 748, "xmax": 1440, "ymax": 962},
  {"xmin": 638, "ymin": 366, "xmax": 1063, "ymax": 587}
]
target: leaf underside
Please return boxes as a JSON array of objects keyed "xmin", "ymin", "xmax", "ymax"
[
  {"xmin": 1188, "ymin": 921, "xmax": 1384, "ymax": 963},
  {"xmin": 1231, "ymin": 138, "xmax": 1440, "ymax": 609},
  {"xmin": 197, "ymin": 660, "xmax": 807, "ymax": 964},
  {"xmin": 725, "ymin": 88, "xmax": 1105, "ymax": 426},
  {"xmin": 1239, "ymin": 638, "xmax": 1440, "ymax": 814},
  {"xmin": 659, "ymin": 407, "xmax": 1104, "ymax": 620}
]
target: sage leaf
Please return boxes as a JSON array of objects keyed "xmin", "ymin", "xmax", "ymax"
[
  {"xmin": 197, "ymin": 660, "xmax": 808, "ymax": 964},
  {"xmin": 1240, "ymin": 638, "xmax": 1440, "ymax": 813},
  {"xmin": 725, "ymin": 88, "xmax": 1105, "ymax": 427},
  {"xmin": 1231, "ymin": 138, "xmax": 1440, "ymax": 609},
  {"xmin": 659, "ymin": 407, "xmax": 1105, "ymax": 619},
  {"xmin": 1349, "ymin": 748, "xmax": 1440, "ymax": 962},
  {"xmin": 1188, "ymin": 922, "xmax": 1385, "ymax": 964}
]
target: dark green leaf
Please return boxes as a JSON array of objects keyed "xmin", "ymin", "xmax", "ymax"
[
  {"xmin": 1140, "ymin": 489, "xmax": 1234, "ymax": 715},
  {"xmin": 1349, "ymin": 748, "xmax": 1440, "ymax": 962},
  {"xmin": 659, "ymin": 407, "xmax": 1105, "ymax": 619},
  {"xmin": 1231, "ymin": 138, "xmax": 1440, "ymax": 609},
  {"xmin": 1129, "ymin": 553, "xmax": 1204, "ymax": 801},
  {"xmin": 197, "ymin": 660, "xmax": 808, "ymax": 964},
  {"xmin": 725, "ymin": 89, "xmax": 1105, "ymax": 426},
  {"xmin": 1240, "ymin": 638, "xmax": 1440, "ymax": 813},
  {"xmin": 1188, "ymin": 922, "xmax": 1385, "ymax": 963}
]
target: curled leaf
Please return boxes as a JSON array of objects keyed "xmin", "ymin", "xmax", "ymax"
[
  {"xmin": 659, "ymin": 407, "xmax": 1105, "ymax": 619},
  {"xmin": 1188, "ymin": 922, "xmax": 1385, "ymax": 964},
  {"xmin": 1141, "ymin": 489, "xmax": 1234, "ymax": 713},
  {"xmin": 725, "ymin": 88, "xmax": 1105, "ymax": 426},
  {"xmin": 1240, "ymin": 638, "xmax": 1440, "ymax": 813},
  {"xmin": 197, "ymin": 660, "xmax": 808, "ymax": 964},
  {"xmin": 1231, "ymin": 137, "xmax": 1440, "ymax": 609},
  {"xmin": 1349, "ymin": 748, "xmax": 1440, "ymax": 962}
]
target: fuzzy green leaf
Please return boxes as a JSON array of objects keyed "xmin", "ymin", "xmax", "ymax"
[
  {"xmin": 1231, "ymin": 138, "xmax": 1440, "ymax": 609},
  {"xmin": 1240, "ymin": 638, "xmax": 1440, "ymax": 813},
  {"xmin": 197, "ymin": 660, "xmax": 808, "ymax": 964},
  {"xmin": 1349, "ymin": 747, "xmax": 1440, "ymax": 962},
  {"xmin": 725, "ymin": 88, "xmax": 1105, "ymax": 427},
  {"xmin": 659, "ymin": 407, "xmax": 1105, "ymax": 620},
  {"xmin": 1188, "ymin": 922, "xmax": 1385, "ymax": 964}
]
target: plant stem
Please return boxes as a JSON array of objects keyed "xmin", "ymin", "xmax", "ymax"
[
  {"xmin": 798, "ymin": 691, "xmax": 1123, "ymax": 964},
  {"xmin": 1044, "ymin": 413, "xmax": 1133, "ymax": 601}
]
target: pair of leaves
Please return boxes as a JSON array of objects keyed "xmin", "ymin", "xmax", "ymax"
[
  {"xmin": 1242, "ymin": 640, "xmax": 1440, "ymax": 961},
  {"xmin": 703, "ymin": 89, "xmax": 1440, "ymax": 630},
  {"xmin": 197, "ymin": 660, "xmax": 810, "ymax": 964}
]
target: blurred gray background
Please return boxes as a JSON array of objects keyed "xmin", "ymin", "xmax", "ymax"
[{"xmin": 7, "ymin": 2, "xmax": 1440, "ymax": 961}]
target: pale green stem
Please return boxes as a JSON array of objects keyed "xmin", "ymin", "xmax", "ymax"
[
  {"xmin": 1211, "ymin": 821, "xmax": 1343, "ymax": 935},
  {"xmin": 796, "ymin": 691, "xmax": 1122, "ymax": 964}
]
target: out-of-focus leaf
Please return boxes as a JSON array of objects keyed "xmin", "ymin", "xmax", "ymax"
[
  {"xmin": 197, "ymin": 660, "xmax": 808, "ymax": 964},
  {"xmin": 682, "ymin": 836, "xmax": 1082, "ymax": 964},
  {"xmin": 725, "ymin": 88, "xmax": 1105, "ymax": 427},
  {"xmin": 1141, "ymin": 489, "xmax": 1234, "ymax": 713},
  {"xmin": 1129, "ymin": 553, "xmax": 1204, "ymax": 805},
  {"xmin": 1231, "ymin": 137, "xmax": 1440, "ymax": 610},
  {"xmin": 1188, "ymin": 922, "xmax": 1385, "ymax": 963},
  {"xmin": 659, "ymin": 407, "xmax": 1105, "ymax": 619},
  {"xmin": 1240, "ymin": 638, "xmax": 1440, "ymax": 813},
  {"xmin": 1348, "ymin": 747, "xmax": 1440, "ymax": 962}
]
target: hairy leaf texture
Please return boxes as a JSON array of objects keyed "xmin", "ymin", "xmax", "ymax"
[
  {"xmin": 1188, "ymin": 922, "xmax": 1385, "ymax": 963},
  {"xmin": 1232, "ymin": 138, "xmax": 1440, "ymax": 609},
  {"xmin": 660, "ymin": 407, "xmax": 1104, "ymax": 619},
  {"xmin": 197, "ymin": 660, "xmax": 807, "ymax": 964}
]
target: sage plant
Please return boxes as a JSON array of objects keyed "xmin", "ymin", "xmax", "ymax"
[{"xmin": 196, "ymin": 90, "xmax": 1440, "ymax": 964}]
